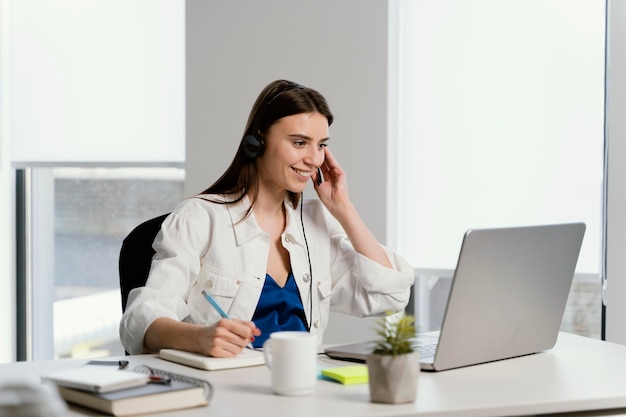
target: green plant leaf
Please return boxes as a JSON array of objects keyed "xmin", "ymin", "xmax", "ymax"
[{"xmin": 371, "ymin": 312, "xmax": 418, "ymax": 356}]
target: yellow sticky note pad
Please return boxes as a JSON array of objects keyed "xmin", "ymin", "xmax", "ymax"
[{"xmin": 321, "ymin": 365, "xmax": 369, "ymax": 385}]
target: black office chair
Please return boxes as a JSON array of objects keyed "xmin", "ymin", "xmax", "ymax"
[{"xmin": 118, "ymin": 213, "xmax": 171, "ymax": 312}]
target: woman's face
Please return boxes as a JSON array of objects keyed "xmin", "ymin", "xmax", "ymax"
[{"xmin": 257, "ymin": 112, "xmax": 329, "ymax": 195}]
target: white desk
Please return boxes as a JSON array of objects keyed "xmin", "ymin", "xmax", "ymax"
[{"xmin": 3, "ymin": 333, "xmax": 626, "ymax": 417}]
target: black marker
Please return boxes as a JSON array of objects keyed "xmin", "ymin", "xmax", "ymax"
[{"xmin": 86, "ymin": 360, "xmax": 129, "ymax": 369}]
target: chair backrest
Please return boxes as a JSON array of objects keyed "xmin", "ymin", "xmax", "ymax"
[{"xmin": 118, "ymin": 213, "xmax": 170, "ymax": 312}]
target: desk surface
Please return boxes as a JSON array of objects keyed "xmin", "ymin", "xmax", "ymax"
[{"xmin": 3, "ymin": 333, "xmax": 626, "ymax": 417}]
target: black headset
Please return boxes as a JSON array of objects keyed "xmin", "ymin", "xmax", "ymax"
[
  {"xmin": 242, "ymin": 134, "xmax": 265, "ymax": 159},
  {"xmin": 242, "ymin": 82, "xmax": 305, "ymax": 159}
]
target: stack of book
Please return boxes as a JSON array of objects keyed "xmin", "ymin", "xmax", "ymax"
[{"xmin": 41, "ymin": 364, "xmax": 210, "ymax": 416}]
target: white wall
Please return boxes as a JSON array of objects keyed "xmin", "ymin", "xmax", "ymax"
[
  {"xmin": 605, "ymin": 0, "xmax": 626, "ymax": 344},
  {"xmin": 185, "ymin": 0, "xmax": 390, "ymax": 343}
]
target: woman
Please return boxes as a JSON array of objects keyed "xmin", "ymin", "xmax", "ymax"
[{"xmin": 119, "ymin": 80, "xmax": 415, "ymax": 357}]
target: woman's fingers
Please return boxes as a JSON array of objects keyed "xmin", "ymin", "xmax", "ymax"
[{"xmin": 207, "ymin": 319, "xmax": 260, "ymax": 357}]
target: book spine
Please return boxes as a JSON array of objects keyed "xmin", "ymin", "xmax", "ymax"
[{"xmin": 132, "ymin": 365, "xmax": 213, "ymax": 401}]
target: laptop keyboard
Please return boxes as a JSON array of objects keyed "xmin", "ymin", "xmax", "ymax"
[{"xmin": 415, "ymin": 343, "xmax": 438, "ymax": 359}]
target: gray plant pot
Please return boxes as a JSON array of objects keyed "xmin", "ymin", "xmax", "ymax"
[{"xmin": 365, "ymin": 351, "xmax": 420, "ymax": 404}]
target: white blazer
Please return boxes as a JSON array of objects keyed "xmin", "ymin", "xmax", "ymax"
[{"xmin": 119, "ymin": 195, "xmax": 415, "ymax": 354}]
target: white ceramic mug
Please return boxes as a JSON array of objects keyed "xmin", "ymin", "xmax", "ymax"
[{"xmin": 262, "ymin": 331, "xmax": 317, "ymax": 396}]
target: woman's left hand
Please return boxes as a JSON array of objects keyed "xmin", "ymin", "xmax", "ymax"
[
  {"xmin": 313, "ymin": 147, "xmax": 352, "ymax": 216},
  {"xmin": 312, "ymin": 147, "xmax": 393, "ymax": 268}
]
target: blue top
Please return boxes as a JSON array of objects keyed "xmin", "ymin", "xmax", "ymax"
[{"xmin": 251, "ymin": 272, "xmax": 308, "ymax": 348}]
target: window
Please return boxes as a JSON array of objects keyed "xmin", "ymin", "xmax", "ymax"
[
  {"xmin": 394, "ymin": 0, "xmax": 605, "ymax": 337},
  {"xmin": 17, "ymin": 167, "xmax": 184, "ymax": 359},
  {"xmin": 9, "ymin": 0, "xmax": 185, "ymax": 360},
  {"xmin": 50, "ymin": 167, "xmax": 184, "ymax": 358}
]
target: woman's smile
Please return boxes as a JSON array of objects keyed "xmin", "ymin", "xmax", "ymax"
[{"xmin": 292, "ymin": 167, "xmax": 313, "ymax": 180}]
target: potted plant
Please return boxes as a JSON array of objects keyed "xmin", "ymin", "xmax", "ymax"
[{"xmin": 366, "ymin": 312, "xmax": 420, "ymax": 404}]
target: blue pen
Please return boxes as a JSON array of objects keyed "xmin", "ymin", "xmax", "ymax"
[
  {"xmin": 201, "ymin": 290, "xmax": 255, "ymax": 350},
  {"xmin": 202, "ymin": 289, "xmax": 229, "ymax": 318}
]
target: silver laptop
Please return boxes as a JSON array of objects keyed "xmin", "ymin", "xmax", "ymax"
[{"xmin": 325, "ymin": 222, "xmax": 586, "ymax": 371}]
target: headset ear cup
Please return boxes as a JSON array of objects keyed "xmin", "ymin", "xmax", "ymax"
[{"xmin": 243, "ymin": 134, "xmax": 265, "ymax": 159}]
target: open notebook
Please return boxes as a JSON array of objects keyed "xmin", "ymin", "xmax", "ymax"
[
  {"xmin": 159, "ymin": 348, "xmax": 265, "ymax": 371},
  {"xmin": 325, "ymin": 223, "xmax": 586, "ymax": 371}
]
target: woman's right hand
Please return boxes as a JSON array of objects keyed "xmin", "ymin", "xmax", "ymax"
[
  {"xmin": 144, "ymin": 317, "xmax": 260, "ymax": 358},
  {"xmin": 198, "ymin": 319, "xmax": 261, "ymax": 358}
]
